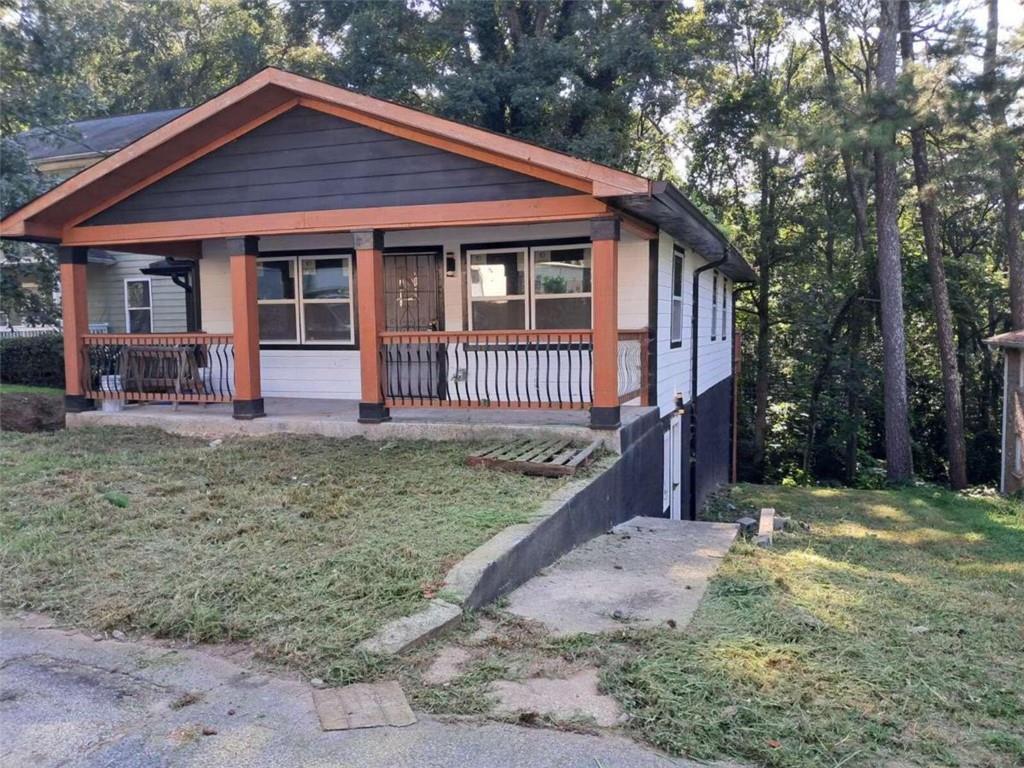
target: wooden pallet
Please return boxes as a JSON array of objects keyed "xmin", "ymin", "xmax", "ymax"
[{"xmin": 467, "ymin": 438, "xmax": 600, "ymax": 477}]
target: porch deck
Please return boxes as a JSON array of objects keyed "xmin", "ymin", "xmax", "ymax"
[{"xmin": 67, "ymin": 397, "xmax": 657, "ymax": 452}]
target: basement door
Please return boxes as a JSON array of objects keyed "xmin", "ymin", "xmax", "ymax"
[
  {"xmin": 665, "ymin": 414, "xmax": 683, "ymax": 520},
  {"xmin": 382, "ymin": 251, "xmax": 447, "ymax": 401}
]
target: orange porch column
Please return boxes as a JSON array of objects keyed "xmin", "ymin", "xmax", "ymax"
[
  {"xmin": 58, "ymin": 246, "xmax": 93, "ymax": 413},
  {"xmin": 590, "ymin": 216, "xmax": 620, "ymax": 429},
  {"xmin": 354, "ymin": 229, "xmax": 389, "ymax": 423},
  {"xmin": 228, "ymin": 236, "xmax": 264, "ymax": 419}
]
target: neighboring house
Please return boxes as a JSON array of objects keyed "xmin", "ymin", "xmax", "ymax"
[
  {"xmin": 16, "ymin": 109, "xmax": 193, "ymax": 333},
  {"xmin": 0, "ymin": 68, "xmax": 756, "ymax": 519},
  {"xmin": 985, "ymin": 330, "xmax": 1024, "ymax": 496}
]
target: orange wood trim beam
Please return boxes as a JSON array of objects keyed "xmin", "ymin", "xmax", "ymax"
[
  {"xmin": 62, "ymin": 196, "xmax": 610, "ymax": 246},
  {"xmin": 355, "ymin": 230, "xmax": 386, "ymax": 409},
  {"xmin": 58, "ymin": 248, "xmax": 89, "ymax": 397},
  {"xmin": 228, "ymin": 237, "xmax": 261, "ymax": 402},
  {"xmin": 591, "ymin": 218, "xmax": 620, "ymax": 411},
  {"xmin": 66, "ymin": 98, "xmax": 301, "ymax": 229},
  {"xmin": 299, "ymin": 97, "xmax": 592, "ymax": 194}
]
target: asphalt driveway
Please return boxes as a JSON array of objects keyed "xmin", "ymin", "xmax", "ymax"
[{"xmin": 0, "ymin": 615, "xmax": 698, "ymax": 768}]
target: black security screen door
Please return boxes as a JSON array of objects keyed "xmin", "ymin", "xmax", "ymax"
[{"xmin": 383, "ymin": 251, "xmax": 446, "ymax": 400}]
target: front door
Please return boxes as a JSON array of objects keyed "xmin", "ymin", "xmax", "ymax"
[{"xmin": 382, "ymin": 251, "xmax": 446, "ymax": 401}]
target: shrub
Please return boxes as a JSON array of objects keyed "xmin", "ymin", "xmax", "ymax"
[{"xmin": 0, "ymin": 333, "xmax": 64, "ymax": 388}]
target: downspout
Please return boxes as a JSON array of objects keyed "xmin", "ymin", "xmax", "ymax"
[{"xmin": 688, "ymin": 245, "xmax": 729, "ymax": 520}]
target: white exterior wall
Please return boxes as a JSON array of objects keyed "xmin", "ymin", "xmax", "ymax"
[
  {"xmin": 200, "ymin": 223, "xmax": 650, "ymax": 401},
  {"xmin": 655, "ymin": 233, "xmax": 735, "ymax": 415},
  {"xmin": 695, "ymin": 266, "xmax": 733, "ymax": 395},
  {"xmin": 86, "ymin": 253, "xmax": 188, "ymax": 333}
]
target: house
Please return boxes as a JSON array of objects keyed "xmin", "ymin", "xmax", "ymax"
[
  {"xmin": 984, "ymin": 330, "xmax": 1024, "ymax": 496},
  {"xmin": 14, "ymin": 109, "xmax": 194, "ymax": 334},
  {"xmin": 0, "ymin": 68, "xmax": 755, "ymax": 519}
]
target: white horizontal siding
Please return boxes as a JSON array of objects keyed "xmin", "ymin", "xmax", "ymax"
[
  {"xmin": 86, "ymin": 253, "xmax": 188, "ymax": 333},
  {"xmin": 261, "ymin": 349, "xmax": 361, "ymax": 399},
  {"xmin": 656, "ymin": 231, "xmax": 691, "ymax": 414},
  {"xmin": 695, "ymin": 267, "xmax": 732, "ymax": 395}
]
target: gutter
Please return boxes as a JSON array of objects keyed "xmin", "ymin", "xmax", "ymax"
[{"xmin": 688, "ymin": 245, "xmax": 729, "ymax": 520}]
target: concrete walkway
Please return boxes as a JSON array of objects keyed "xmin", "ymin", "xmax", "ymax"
[
  {"xmin": 0, "ymin": 616, "xmax": 698, "ymax": 768},
  {"xmin": 506, "ymin": 516, "xmax": 738, "ymax": 635}
]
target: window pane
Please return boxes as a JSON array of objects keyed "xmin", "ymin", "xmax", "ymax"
[
  {"xmin": 671, "ymin": 299, "xmax": 682, "ymax": 342},
  {"xmin": 535, "ymin": 297, "xmax": 591, "ymax": 329},
  {"xmin": 471, "ymin": 299, "xmax": 526, "ymax": 330},
  {"xmin": 469, "ymin": 252, "xmax": 524, "ymax": 298},
  {"xmin": 672, "ymin": 254, "xmax": 683, "ymax": 297},
  {"xmin": 257, "ymin": 261, "xmax": 295, "ymax": 300},
  {"xmin": 302, "ymin": 258, "xmax": 350, "ymax": 299},
  {"xmin": 534, "ymin": 247, "xmax": 591, "ymax": 295},
  {"xmin": 259, "ymin": 304, "xmax": 297, "ymax": 341},
  {"xmin": 128, "ymin": 309, "xmax": 151, "ymax": 333},
  {"xmin": 303, "ymin": 302, "xmax": 352, "ymax": 342},
  {"xmin": 126, "ymin": 281, "xmax": 150, "ymax": 309}
]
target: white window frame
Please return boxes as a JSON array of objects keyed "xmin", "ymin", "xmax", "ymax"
[
  {"xmin": 721, "ymin": 277, "xmax": 729, "ymax": 343},
  {"xmin": 711, "ymin": 271, "xmax": 719, "ymax": 341},
  {"xmin": 257, "ymin": 256, "xmax": 300, "ymax": 344},
  {"xmin": 466, "ymin": 242, "xmax": 593, "ymax": 331},
  {"xmin": 670, "ymin": 248, "xmax": 684, "ymax": 348},
  {"xmin": 124, "ymin": 277, "xmax": 153, "ymax": 333},
  {"xmin": 531, "ymin": 243, "xmax": 593, "ymax": 330},
  {"xmin": 466, "ymin": 247, "xmax": 528, "ymax": 331},
  {"xmin": 297, "ymin": 253, "xmax": 355, "ymax": 345}
]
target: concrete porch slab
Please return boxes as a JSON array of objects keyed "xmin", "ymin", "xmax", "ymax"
[
  {"xmin": 67, "ymin": 397, "xmax": 656, "ymax": 454},
  {"xmin": 505, "ymin": 516, "xmax": 739, "ymax": 636}
]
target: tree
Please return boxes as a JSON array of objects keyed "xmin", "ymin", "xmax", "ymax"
[
  {"xmin": 982, "ymin": 0, "xmax": 1024, "ymax": 329},
  {"xmin": 873, "ymin": 0, "xmax": 914, "ymax": 482},
  {"xmin": 898, "ymin": 0, "xmax": 967, "ymax": 488}
]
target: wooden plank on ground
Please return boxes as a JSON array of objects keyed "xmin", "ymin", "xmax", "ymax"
[
  {"xmin": 466, "ymin": 438, "xmax": 599, "ymax": 476},
  {"xmin": 312, "ymin": 681, "xmax": 416, "ymax": 731},
  {"xmin": 757, "ymin": 507, "xmax": 775, "ymax": 547}
]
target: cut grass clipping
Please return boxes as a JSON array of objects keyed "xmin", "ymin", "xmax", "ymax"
[
  {"xmin": 0, "ymin": 427, "xmax": 568, "ymax": 683},
  {"xmin": 605, "ymin": 485, "xmax": 1024, "ymax": 768}
]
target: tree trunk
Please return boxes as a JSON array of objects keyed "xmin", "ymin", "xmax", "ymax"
[
  {"xmin": 899, "ymin": 0, "xmax": 968, "ymax": 488},
  {"xmin": 983, "ymin": 0, "xmax": 1024, "ymax": 329},
  {"xmin": 752, "ymin": 149, "xmax": 773, "ymax": 480},
  {"xmin": 874, "ymin": 0, "xmax": 915, "ymax": 482}
]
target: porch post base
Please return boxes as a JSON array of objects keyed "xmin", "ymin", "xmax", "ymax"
[
  {"xmin": 233, "ymin": 398, "xmax": 265, "ymax": 420},
  {"xmin": 64, "ymin": 395, "xmax": 94, "ymax": 413},
  {"xmin": 358, "ymin": 402, "xmax": 391, "ymax": 423},
  {"xmin": 589, "ymin": 405, "xmax": 621, "ymax": 430}
]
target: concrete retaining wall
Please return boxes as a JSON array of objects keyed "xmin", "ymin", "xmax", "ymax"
[{"xmin": 451, "ymin": 408, "xmax": 665, "ymax": 610}]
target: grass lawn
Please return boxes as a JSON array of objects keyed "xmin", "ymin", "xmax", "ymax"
[
  {"xmin": 0, "ymin": 383, "xmax": 64, "ymax": 396},
  {"xmin": 607, "ymin": 485, "xmax": 1024, "ymax": 767},
  {"xmin": 0, "ymin": 426, "xmax": 567, "ymax": 683},
  {"xmin": 393, "ymin": 484, "xmax": 1023, "ymax": 767}
]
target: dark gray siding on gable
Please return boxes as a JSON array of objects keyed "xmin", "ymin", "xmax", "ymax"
[{"xmin": 87, "ymin": 108, "xmax": 576, "ymax": 225}]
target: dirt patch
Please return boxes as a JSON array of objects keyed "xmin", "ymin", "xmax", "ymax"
[
  {"xmin": 0, "ymin": 392, "xmax": 64, "ymax": 432},
  {"xmin": 489, "ymin": 669, "xmax": 622, "ymax": 727}
]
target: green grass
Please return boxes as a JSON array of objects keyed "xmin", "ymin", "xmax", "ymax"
[
  {"xmin": 604, "ymin": 485, "xmax": 1024, "ymax": 767},
  {"xmin": 0, "ymin": 426, "xmax": 566, "ymax": 683},
  {"xmin": 0, "ymin": 383, "xmax": 63, "ymax": 396}
]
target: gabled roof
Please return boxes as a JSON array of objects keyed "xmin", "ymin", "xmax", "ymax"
[
  {"xmin": 17, "ymin": 108, "xmax": 188, "ymax": 163},
  {"xmin": 0, "ymin": 67, "xmax": 755, "ymax": 281}
]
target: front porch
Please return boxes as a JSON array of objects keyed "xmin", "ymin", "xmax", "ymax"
[
  {"xmin": 67, "ymin": 395, "xmax": 657, "ymax": 451},
  {"xmin": 61, "ymin": 217, "xmax": 654, "ymax": 431}
]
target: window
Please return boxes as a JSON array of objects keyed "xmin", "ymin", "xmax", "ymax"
[
  {"xmin": 711, "ymin": 271, "xmax": 719, "ymax": 341},
  {"xmin": 532, "ymin": 245, "xmax": 591, "ymax": 329},
  {"xmin": 124, "ymin": 278, "xmax": 152, "ymax": 333},
  {"xmin": 670, "ymin": 248, "xmax": 684, "ymax": 348},
  {"xmin": 257, "ymin": 253, "xmax": 353, "ymax": 344},
  {"xmin": 721, "ymin": 277, "xmax": 729, "ymax": 342},
  {"xmin": 468, "ymin": 249, "xmax": 527, "ymax": 330},
  {"xmin": 467, "ymin": 243, "xmax": 593, "ymax": 330}
]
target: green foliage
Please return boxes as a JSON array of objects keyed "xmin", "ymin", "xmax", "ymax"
[{"xmin": 0, "ymin": 333, "xmax": 64, "ymax": 388}]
